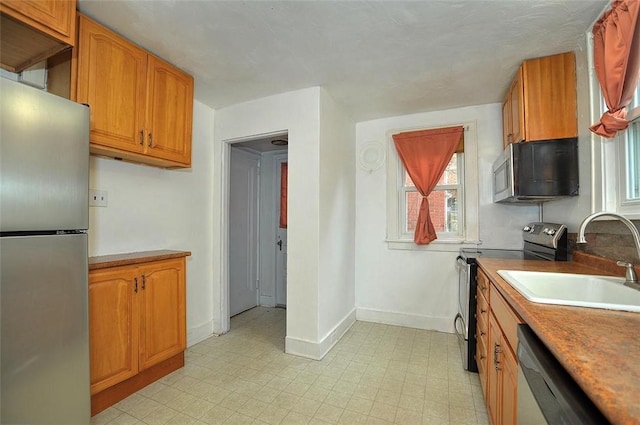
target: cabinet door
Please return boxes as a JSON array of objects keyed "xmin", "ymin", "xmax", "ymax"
[
  {"xmin": 0, "ymin": 0, "xmax": 76, "ymax": 45},
  {"xmin": 501, "ymin": 97, "xmax": 511, "ymax": 148},
  {"xmin": 476, "ymin": 288, "xmax": 489, "ymax": 398},
  {"xmin": 509, "ymin": 68, "xmax": 524, "ymax": 144},
  {"xmin": 139, "ymin": 258, "xmax": 186, "ymax": 370},
  {"xmin": 523, "ymin": 52, "xmax": 577, "ymax": 141},
  {"xmin": 145, "ymin": 55, "xmax": 193, "ymax": 166},
  {"xmin": 76, "ymin": 15, "xmax": 147, "ymax": 154},
  {"xmin": 88, "ymin": 266, "xmax": 139, "ymax": 395},
  {"xmin": 502, "ymin": 344, "xmax": 518, "ymax": 425},
  {"xmin": 487, "ymin": 314, "xmax": 501, "ymax": 425}
]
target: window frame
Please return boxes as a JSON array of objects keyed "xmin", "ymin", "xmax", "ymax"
[
  {"xmin": 589, "ymin": 32, "xmax": 640, "ymax": 219},
  {"xmin": 386, "ymin": 121, "xmax": 479, "ymax": 251}
]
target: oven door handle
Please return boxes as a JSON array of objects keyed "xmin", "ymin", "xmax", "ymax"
[
  {"xmin": 454, "ymin": 313, "xmax": 467, "ymax": 340},
  {"xmin": 456, "ymin": 255, "xmax": 467, "ymax": 269}
]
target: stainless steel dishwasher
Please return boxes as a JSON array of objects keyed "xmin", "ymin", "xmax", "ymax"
[{"xmin": 517, "ymin": 325, "xmax": 609, "ymax": 425}]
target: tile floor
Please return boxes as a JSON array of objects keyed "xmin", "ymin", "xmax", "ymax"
[{"xmin": 92, "ymin": 307, "xmax": 488, "ymax": 425}]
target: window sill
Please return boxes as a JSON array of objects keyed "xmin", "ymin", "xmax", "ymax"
[{"xmin": 386, "ymin": 238, "xmax": 481, "ymax": 251}]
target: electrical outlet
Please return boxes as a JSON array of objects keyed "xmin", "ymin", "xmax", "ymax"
[{"xmin": 89, "ymin": 189, "xmax": 108, "ymax": 207}]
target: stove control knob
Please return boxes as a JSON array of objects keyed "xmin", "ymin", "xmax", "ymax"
[
  {"xmin": 523, "ymin": 225, "xmax": 532, "ymax": 232},
  {"xmin": 547, "ymin": 228, "xmax": 556, "ymax": 236}
]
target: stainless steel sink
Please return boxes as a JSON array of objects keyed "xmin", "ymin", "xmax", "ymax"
[{"xmin": 497, "ymin": 270, "xmax": 640, "ymax": 312}]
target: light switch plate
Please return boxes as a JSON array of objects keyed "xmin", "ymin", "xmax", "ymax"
[{"xmin": 89, "ymin": 190, "xmax": 108, "ymax": 207}]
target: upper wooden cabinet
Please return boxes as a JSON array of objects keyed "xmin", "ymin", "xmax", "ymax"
[
  {"xmin": 0, "ymin": 0, "xmax": 76, "ymax": 72},
  {"xmin": 502, "ymin": 52, "xmax": 577, "ymax": 148},
  {"xmin": 76, "ymin": 15, "xmax": 193, "ymax": 168}
]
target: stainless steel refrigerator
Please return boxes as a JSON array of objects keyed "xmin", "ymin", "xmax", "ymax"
[{"xmin": 1, "ymin": 77, "xmax": 91, "ymax": 424}]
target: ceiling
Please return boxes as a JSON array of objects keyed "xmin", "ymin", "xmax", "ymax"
[{"xmin": 77, "ymin": 0, "xmax": 607, "ymax": 122}]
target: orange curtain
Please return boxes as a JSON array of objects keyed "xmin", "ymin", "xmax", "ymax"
[
  {"xmin": 393, "ymin": 126, "xmax": 463, "ymax": 245},
  {"xmin": 279, "ymin": 162, "xmax": 288, "ymax": 228},
  {"xmin": 590, "ymin": 0, "xmax": 640, "ymax": 138}
]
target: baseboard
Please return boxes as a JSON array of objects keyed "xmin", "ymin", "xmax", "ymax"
[
  {"xmin": 356, "ymin": 307, "xmax": 454, "ymax": 333},
  {"xmin": 285, "ymin": 308, "xmax": 356, "ymax": 360},
  {"xmin": 187, "ymin": 320, "xmax": 214, "ymax": 347}
]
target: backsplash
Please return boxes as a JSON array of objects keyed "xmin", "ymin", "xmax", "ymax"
[{"xmin": 568, "ymin": 219, "xmax": 640, "ymax": 263}]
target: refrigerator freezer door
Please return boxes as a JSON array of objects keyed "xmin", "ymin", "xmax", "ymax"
[
  {"xmin": 1, "ymin": 233, "xmax": 90, "ymax": 424},
  {"xmin": 0, "ymin": 78, "xmax": 89, "ymax": 232}
]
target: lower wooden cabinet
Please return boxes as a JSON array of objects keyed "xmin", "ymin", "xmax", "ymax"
[
  {"xmin": 89, "ymin": 266, "xmax": 139, "ymax": 394},
  {"xmin": 487, "ymin": 313, "xmax": 518, "ymax": 425},
  {"xmin": 476, "ymin": 275, "xmax": 489, "ymax": 398},
  {"xmin": 89, "ymin": 256, "xmax": 186, "ymax": 413},
  {"xmin": 477, "ymin": 268, "xmax": 522, "ymax": 425}
]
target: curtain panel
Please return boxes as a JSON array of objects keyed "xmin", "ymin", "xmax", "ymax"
[
  {"xmin": 392, "ymin": 126, "xmax": 464, "ymax": 245},
  {"xmin": 279, "ymin": 162, "xmax": 288, "ymax": 229},
  {"xmin": 590, "ymin": 0, "xmax": 640, "ymax": 138}
]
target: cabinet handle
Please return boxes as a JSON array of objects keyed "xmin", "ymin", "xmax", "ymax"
[
  {"xmin": 480, "ymin": 308, "xmax": 487, "ymax": 314},
  {"xmin": 494, "ymin": 342, "xmax": 502, "ymax": 370},
  {"xmin": 142, "ymin": 275, "xmax": 146, "ymax": 290},
  {"xmin": 480, "ymin": 331, "xmax": 486, "ymax": 336},
  {"xmin": 134, "ymin": 277, "xmax": 138, "ymax": 293},
  {"xmin": 139, "ymin": 130, "xmax": 144, "ymax": 145},
  {"xmin": 148, "ymin": 133, "xmax": 153, "ymax": 147}
]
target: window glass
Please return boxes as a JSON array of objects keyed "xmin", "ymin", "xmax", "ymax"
[
  {"xmin": 626, "ymin": 118, "xmax": 640, "ymax": 200},
  {"xmin": 403, "ymin": 154, "xmax": 460, "ymax": 235},
  {"xmin": 632, "ymin": 84, "xmax": 640, "ymax": 109}
]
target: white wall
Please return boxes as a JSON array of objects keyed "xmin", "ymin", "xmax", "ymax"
[
  {"xmin": 541, "ymin": 39, "xmax": 593, "ymax": 230},
  {"xmin": 355, "ymin": 104, "xmax": 539, "ymax": 333},
  {"xmin": 317, "ymin": 89, "xmax": 357, "ymax": 346},
  {"xmin": 213, "ymin": 87, "xmax": 322, "ymax": 351},
  {"xmin": 214, "ymin": 87, "xmax": 357, "ymax": 359},
  {"xmin": 88, "ymin": 100, "xmax": 215, "ymax": 347}
]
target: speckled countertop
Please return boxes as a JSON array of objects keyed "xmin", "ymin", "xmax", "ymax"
[
  {"xmin": 89, "ymin": 250, "xmax": 191, "ymax": 270},
  {"xmin": 477, "ymin": 258, "xmax": 640, "ymax": 425}
]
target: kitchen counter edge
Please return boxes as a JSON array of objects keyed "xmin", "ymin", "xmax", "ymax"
[
  {"xmin": 477, "ymin": 258, "xmax": 640, "ymax": 425},
  {"xmin": 89, "ymin": 250, "xmax": 192, "ymax": 270}
]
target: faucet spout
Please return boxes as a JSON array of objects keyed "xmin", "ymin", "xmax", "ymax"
[{"xmin": 576, "ymin": 212, "xmax": 640, "ymax": 262}]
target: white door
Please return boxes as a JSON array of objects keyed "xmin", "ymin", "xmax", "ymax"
[
  {"xmin": 275, "ymin": 158, "xmax": 287, "ymax": 307},
  {"xmin": 229, "ymin": 148, "xmax": 260, "ymax": 316}
]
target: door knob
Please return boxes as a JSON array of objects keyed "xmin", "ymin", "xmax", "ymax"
[{"xmin": 277, "ymin": 240, "xmax": 283, "ymax": 251}]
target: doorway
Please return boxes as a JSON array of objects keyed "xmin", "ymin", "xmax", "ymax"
[{"xmin": 227, "ymin": 133, "xmax": 288, "ymax": 322}]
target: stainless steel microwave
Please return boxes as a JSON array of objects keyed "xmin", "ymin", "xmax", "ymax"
[{"xmin": 493, "ymin": 138, "xmax": 579, "ymax": 203}]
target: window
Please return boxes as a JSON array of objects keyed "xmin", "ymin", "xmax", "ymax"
[
  {"xmin": 621, "ymin": 86, "xmax": 640, "ymax": 205},
  {"xmin": 401, "ymin": 154, "xmax": 463, "ymax": 238},
  {"xmin": 386, "ymin": 122, "xmax": 479, "ymax": 250},
  {"xmin": 590, "ymin": 34, "xmax": 640, "ymax": 218}
]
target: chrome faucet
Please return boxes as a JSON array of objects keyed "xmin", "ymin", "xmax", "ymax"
[{"xmin": 577, "ymin": 211, "xmax": 640, "ymax": 290}]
